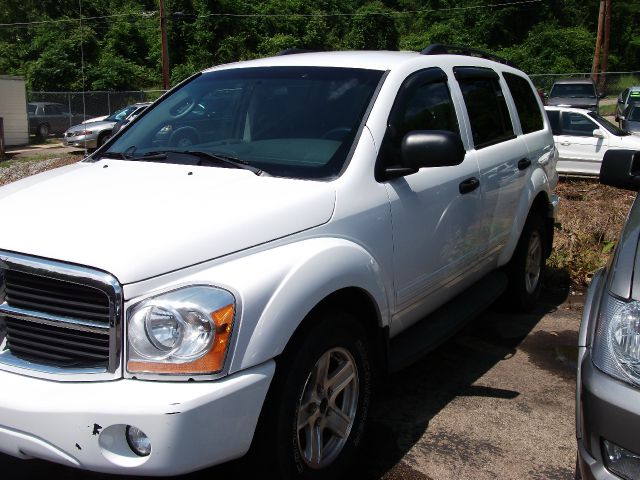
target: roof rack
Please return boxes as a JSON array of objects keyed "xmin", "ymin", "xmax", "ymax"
[
  {"xmin": 276, "ymin": 48, "xmax": 318, "ymax": 56},
  {"xmin": 420, "ymin": 44, "xmax": 517, "ymax": 68}
]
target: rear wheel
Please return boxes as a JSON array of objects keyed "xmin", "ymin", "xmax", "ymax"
[
  {"xmin": 97, "ymin": 131, "xmax": 110, "ymax": 148},
  {"xmin": 255, "ymin": 311, "xmax": 372, "ymax": 479},
  {"xmin": 504, "ymin": 214, "xmax": 547, "ymax": 311}
]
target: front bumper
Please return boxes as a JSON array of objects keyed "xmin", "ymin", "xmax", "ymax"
[
  {"xmin": 577, "ymin": 353, "xmax": 640, "ymax": 479},
  {"xmin": 63, "ymin": 134, "xmax": 97, "ymax": 148},
  {"xmin": 0, "ymin": 361, "xmax": 274, "ymax": 476}
]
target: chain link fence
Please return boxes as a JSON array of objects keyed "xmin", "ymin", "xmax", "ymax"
[{"xmin": 27, "ymin": 90, "xmax": 166, "ymax": 124}]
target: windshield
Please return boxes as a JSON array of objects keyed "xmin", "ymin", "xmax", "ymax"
[
  {"xmin": 589, "ymin": 112, "xmax": 628, "ymax": 136},
  {"xmin": 549, "ymin": 83, "xmax": 596, "ymax": 99},
  {"xmin": 106, "ymin": 105, "xmax": 137, "ymax": 122},
  {"xmin": 103, "ymin": 67, "xmax": 384, "ymax": 179},
  {"xmin": 629, "ymin": 108, "xmax": 640, "ymax": 122}
]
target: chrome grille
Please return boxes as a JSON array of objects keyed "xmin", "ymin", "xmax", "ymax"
[
  {"xmin": 5, "ymin": 270, "xmax": 110, "ymax": 323},
  {"xmin": 0, "ymin": 251, "xmax": 122, "ymax": 381},
  {"xmin": 5, "ymin": 317, "xmax": 109, "ymax": 367}
]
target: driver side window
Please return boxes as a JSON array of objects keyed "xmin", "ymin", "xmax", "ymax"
[{"xmin": 378, "ymin": 70, "xmax": 459, "ymax": 174}]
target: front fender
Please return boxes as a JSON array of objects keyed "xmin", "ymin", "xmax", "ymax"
[{"xmin": 229, "ymin": 237, "xmax": 390, "ymax": 373}]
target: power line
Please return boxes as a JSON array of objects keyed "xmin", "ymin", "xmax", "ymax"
[{"xmin": 0, "ymin": 0, "xmax": 542, "ymax": 29}]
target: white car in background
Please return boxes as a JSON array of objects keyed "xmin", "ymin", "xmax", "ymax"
[{"xmin": 545, "ymin": 106, "xmax": 640, "ymax": 176}]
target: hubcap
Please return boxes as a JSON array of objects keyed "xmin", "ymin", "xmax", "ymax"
[
  {"xmin": 296, "ymin": 347, "xmax": 359, "ymax": 470},
  {"xmin": 525, "ymin": 231, "xmax": 542, "ymax": 294}
]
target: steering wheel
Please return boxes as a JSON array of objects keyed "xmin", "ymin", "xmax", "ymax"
[
  {"xmin": 321, "ymin": 127, "xmax": 352, "ymax": 141},
  {"xmin": 169, "ymin": 97, "xmax": 196, "ymax": 119},
  {"xmin": 169, "ymin": 127, "xmax": 200, "ymax": 148}
]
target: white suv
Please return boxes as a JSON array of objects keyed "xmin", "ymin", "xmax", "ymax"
[{"xmin": 0, "ymin": 46, "xmax": 558, "ymax": 479}]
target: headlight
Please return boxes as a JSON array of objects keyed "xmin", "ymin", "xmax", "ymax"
[
  {"xmin": 593, "ymin": 293, "xmax": 640, "ymax": 385},
  {"xmin": 127, "ymin": 286, "xmax": 235, "ymax": 376}
]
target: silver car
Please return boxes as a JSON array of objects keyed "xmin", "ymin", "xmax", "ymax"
[
  {"xmin": 615, "ymin": 86, "xmax": 640, "ymax": 122},
  {"xmin": 63, "ymin": 102, "xmax": 150, "ymax": 149},
  {"xmin": 577, "ymin": 149, "xmax": 640, "ymax": 479},
  {"xmin": 620, "ymin": 104, "xmax": 640, "ymax": 135}
]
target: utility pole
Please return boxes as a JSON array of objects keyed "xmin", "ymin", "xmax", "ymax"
[
  {"xmin": 592, "ymin": 0, "xmax": 605, "ymax": 83},
  {"xmin": 160, "ymin": 0, "xmax": 170, "ymax": 90}
]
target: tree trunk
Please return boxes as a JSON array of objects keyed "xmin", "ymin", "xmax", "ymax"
[{"xmin": 600, "ymin": 0, "xmax": 612, "ymax": 93}]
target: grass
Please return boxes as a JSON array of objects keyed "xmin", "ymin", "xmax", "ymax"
[
  {"xmin": 599, "ymin": 103, "xmax": 616, "ymax": 116},
  {"xmin": 548, "ymin": 178, "xmax": 635, "ymax": 289}
]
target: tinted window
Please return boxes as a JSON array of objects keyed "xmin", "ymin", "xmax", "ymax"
[
  {"xmin": 105, "ymin": 67, "xmax": 384, "ymax": 179},
  {"xmin": 504, "ymin": 73, "xmax": 543, "ymax": 134},
  {"xmin": 561, "ymin": 112, "xmax": 597, "ymax": 137},
  {"xmin": 546, "ymin": 110, "xmax": 561, "ymax": 135},
  {"xmin": 45, "ymin": 104, "xmax": 62, "ymax": 115},
  {"xmin": 458, "ymin": 76, "xmax": 514, "ymax": 148},
  {"xmin": 27, "ymin": 104, "xmax": 36, "ymax": 114},
  {"xmin": 629, "ymin": 107, "xmax": 640, "ymax": 122}
]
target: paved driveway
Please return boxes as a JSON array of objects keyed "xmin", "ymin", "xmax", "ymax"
[{"xmin": 1, "ymin": 287, "xmax": 580, "ymax": 480}]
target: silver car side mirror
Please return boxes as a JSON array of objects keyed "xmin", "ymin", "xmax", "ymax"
[{"xmin": 593, "ymin": 129, "xmax": 605, "ymax": 139}]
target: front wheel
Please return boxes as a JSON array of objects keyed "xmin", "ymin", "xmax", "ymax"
[
  {"xmin": 504, "ymin": 214, "xmax": 547, "ymax": 311},
  {"xmin": 256, "ymin": 311, "xmax": 372, "ymax": 479}
]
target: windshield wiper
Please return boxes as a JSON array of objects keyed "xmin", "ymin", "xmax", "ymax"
[
  {"xmin": 179, "ymin": 150, "xmax": 265, "ymax": 176},
  {"xmin": 124, "ymin": 152, "xmax": 169, "ymax": 162}
]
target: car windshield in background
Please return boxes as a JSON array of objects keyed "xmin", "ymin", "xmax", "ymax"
[
  {"xmin": 589, "ymin": 112, "xmax": 628, "ymax": 136},
  {"xmin": 549, "ymin": 84, "xmax": 596, "ymax": 98},
  {"xmin": 106, "ymin": 105, "xmax": 137, "ymax": 122},
  {"xmin": 629, "ymin": 108, "xmax": 640, "ymax": 122},
  {"xmin": 104, "ymin": 67, "xmax": 384, "ymax": 179}
]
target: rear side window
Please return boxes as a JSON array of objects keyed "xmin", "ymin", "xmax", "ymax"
[
  {"xmin": 455, "ymin": 68, "xmax": 514, "ymax": 149},
  {"xmin": 504, "ymin": 73, "xmax": 544, "ymax": 134}
]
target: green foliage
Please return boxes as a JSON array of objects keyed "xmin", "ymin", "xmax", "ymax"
[{"xmin": 0, "ymin": 0, "xmax": 638, "ymax": 91}]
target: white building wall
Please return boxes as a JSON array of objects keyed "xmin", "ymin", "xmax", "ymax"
[{"xmin": 0, "ymin": 76, "xmax": 28, "ymax": 146}]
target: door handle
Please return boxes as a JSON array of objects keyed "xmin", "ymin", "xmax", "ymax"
[
  {"xmin": 459, "ymin": 177, "xmax": 480, "ymax": 194},
  {"xmin": 517, "ymin": 158, "xmax": 531, "ymax": 170},
  {"xmin": 560, "ymin": 141, "xmax": 571, "ymax": 146}
]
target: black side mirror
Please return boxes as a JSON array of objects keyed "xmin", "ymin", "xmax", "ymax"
[
  {"xmin": 401, "ymin": 130, "xmax": 465, "ymax": 170},
  {"xmin": 600, "ymin": 149, "xmax": 640, "ymax": 191}
]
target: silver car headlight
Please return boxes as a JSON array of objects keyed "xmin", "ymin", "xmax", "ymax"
[
  {"xmin": 127, "ymin": 286, "xmax": 235, "ymax": 376},
  {"xmin": 592, "ymin": 293, "xmax": 640, "ymax": 384}
]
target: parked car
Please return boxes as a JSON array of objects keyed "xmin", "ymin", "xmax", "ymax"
[
  {"xmin": 0, "ymin": 47, "xmax": 559, "ymax": 478},
  {"xmin": 576, "ymin": 149, "xmax": 640, "ymax": 480},
  {"xmin": 620, "ymin": 103, "xmax": 640, "ymax": 135},
  {"xmin": 27, "ymin": 102, "xmax": 85, "ymax": 139},
  {"xmin": 546, "ymin": 78, "xmax": 600, "ymax": 113},
  {"xmin": 545, "ymin": 106, "xmax": 640, "ymax": 175},
  {"xmin": 615, "ymin": 86, "xmax": 640, "ymax": 121},
  {"xmin": 63, "ymin": 102, "xmax": 151, "ymax": 150}
]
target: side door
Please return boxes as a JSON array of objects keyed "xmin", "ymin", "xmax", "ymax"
[
  {"xmin": 454, "ymin": 67, "xmax": 527, "ymax": 255},
  {"xmin": 378, "ymin": 68, "xmax": 484, "ymax": 315},
  {"xmin": 556, "ymin": 110, "xmax": 608, "ymax": 175}
]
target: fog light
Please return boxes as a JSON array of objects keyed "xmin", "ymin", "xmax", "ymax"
[
  {"xmin": 125, "ymin": 426, "xmax": 151, "ymax": 457},
  {"xmin": 603, "ymin": 439, "xmax": 640, "ymax": 480}
]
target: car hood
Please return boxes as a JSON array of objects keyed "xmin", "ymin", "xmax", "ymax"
[
  {"xmin": 82, "ymin": 115, "xmax": 108, "ymax": 124},
  {"xmin": 0, "ymin": 160, "xmax": 336, "ymax": 284},
  {"xmin": 547, "ymin": 97, "xmax": 597, "ymax": 108},
  {"xmin": 67, "ymin": 120, "xmax": 116, "ymax": 133},
  {"xmin": 610, "ymin": 133, "xmax": 640, "ymax": 148}
]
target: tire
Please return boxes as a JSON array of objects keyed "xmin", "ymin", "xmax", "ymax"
[
  {"xmin": 97, "ymin": 132, "xmax": 110, "ymax": 148},
  {"xmin": 503, "ymin": 214, "xmax": 546, "ymax": 311},
  {"xmin": 254, "ymin": 311, "xmax": 373, "ymax": 479},
  {"xmin": 36, "ymin": 123, "xmax": 49, "ymax": 140}
]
